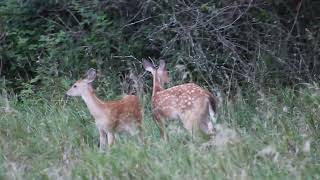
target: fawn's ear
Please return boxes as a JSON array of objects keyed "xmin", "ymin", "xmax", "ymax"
[
  {"xmin": 158, "ymin": 60, "xmax": 169, "ymax": 83},
  {"xmin": 159, "ymin": 59, "xmax": 166, "ymax": 71},
  {"xmin": 143, "ymin": 60, "xmax": 155, "ymax": 73},
  {"xmin": 84, "ymin": 68, "xmax": 96, "ymax": 83}
]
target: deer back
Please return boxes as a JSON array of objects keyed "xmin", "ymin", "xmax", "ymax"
[
  {"xmin": 105, "ymin": 95, "xmax": 141, "ymax": 122},
  {"xmin": 151, "ymin": 83, "xmax": 214, "ymax": 120}
]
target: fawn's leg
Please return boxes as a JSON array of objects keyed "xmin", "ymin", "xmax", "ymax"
[
  {"xmin": 99, "ymin": 129, "xmax": 107, "ymax": 150},
  {"xmin": 107, "ymin": 132, "xmax": 115, "ymax": 146},
  {"xmin": 137, "ymin": 123, "xmax": 145, "ymax": 144},
  {"xmin": 154, "ymin": 116, "xmax": 168, "ymax": 141}
]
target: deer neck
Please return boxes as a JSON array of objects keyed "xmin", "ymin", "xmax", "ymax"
[
  {"xmin": 152, "ymin": 74, "xmax": 165, "ymax": 98},
  {"xmin": 81, "ymin": 86, "xmax": 105, "ymax": 120}
]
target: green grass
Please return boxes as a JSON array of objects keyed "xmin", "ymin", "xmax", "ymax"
[{"xmin": 1, "ymin": 88, "xmax": 320, "ymax": 179}]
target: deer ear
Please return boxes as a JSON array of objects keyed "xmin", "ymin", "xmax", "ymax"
[
  {"xmin": 159, "ymin": 59, "xmax": 166, "ymax": 70},
  {"xmin": 84, "ymin": 68, "xmax": 96, "ymax": 83},
  {"xmin": 143, "ymin": 60, "xmax": 155, "ymax": 73},
  {"xmin": 158, "ymin": 60, "xmax": 169, "ymax": 83}
]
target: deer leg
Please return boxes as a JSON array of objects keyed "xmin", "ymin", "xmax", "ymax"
[
  {"xmin": 182, "ymin": 118, "xmax": 194, "ymax": 136},
  {"xmin": 199, "ymin": 105, "xmax": 216, "ymax": 138},
  {"xmin": 153, "ymin": 115, "xmax": 167, "ymax": 141},
  {"xmin": 137, "ymin": 123, "xmax": 145, "ymax": 145},
  {"xmin": 200, "ymin": 118, "xmax": 214, "ymax": 135},
  {"xmin": 182, "ymin": 101, "xmax": 213, "ymax": 139},
  {"xmin": 99, "ymin": 129, "xmax": 107, "ymax": 150},
  {"xmin": 107, "ymin": 132, "xmax": 115, "ymax": 147}
]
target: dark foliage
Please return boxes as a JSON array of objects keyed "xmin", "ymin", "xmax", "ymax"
[{"xmin": 0, "ymin": 0, "xmax": 319, "ymax": 97}]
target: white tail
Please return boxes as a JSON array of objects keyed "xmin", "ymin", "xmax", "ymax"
[
  {"xmin": 66, "ymin": 68, "xmax": 142, "ymax": 148},
  {"xmin": 143, "ymin": 60, "xmax": 217, "ymax": 138}
]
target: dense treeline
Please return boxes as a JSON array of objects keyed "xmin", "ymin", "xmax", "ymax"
[{"xmin": 0, "ymin": 0, "xmax": 319, "ymax": 97}]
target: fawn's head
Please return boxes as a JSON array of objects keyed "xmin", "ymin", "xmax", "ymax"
[
  {"xmin": 66, "ymin": 68, "xmax": 96, "ymax": 96},
  {"xmin": 143, "ymin": 60, "xmax": 169, "ymax": 89}
]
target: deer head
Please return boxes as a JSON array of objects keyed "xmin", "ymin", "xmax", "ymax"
[
  {"xmin": 143, "ymin": 59, "xmax": 169, "ymax": 93},
  {"xmin": 66, "ymin": 68, "xmax": 97, "ymax": 96}
]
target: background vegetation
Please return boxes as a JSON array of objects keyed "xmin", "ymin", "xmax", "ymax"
[
  {"xmin": 0, "ymin": 0, "xmax": 319, "ymax": 179},
  {"xmin": 1, "ymin": 0, "xmax": 319, "ymax": 95}
]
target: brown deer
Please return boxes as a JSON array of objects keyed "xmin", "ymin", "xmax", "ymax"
[
  {"xmin": 143, "ymin": 60, "xmax": 217, "ymax": 139},
  {"xmin": 66, "ymin": 68, "xmax": 142, "ymax": 149}
]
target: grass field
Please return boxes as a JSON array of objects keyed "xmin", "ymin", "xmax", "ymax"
[{"xmin": 1, "ymin": 87, "xmax": 319, "ymax": 179}]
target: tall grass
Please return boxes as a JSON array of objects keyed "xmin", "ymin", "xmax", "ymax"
[{"xmin": 0, "ymin": 87, "xmax": 319, "ymax": 179}]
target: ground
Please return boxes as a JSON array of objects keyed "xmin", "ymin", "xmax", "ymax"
[{"xmin": 0, "ymin": 87, "xmax": 319, "ymax": 179}]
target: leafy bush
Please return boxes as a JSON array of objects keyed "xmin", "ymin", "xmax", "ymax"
[{"xmin": 0, "ymin": 0, "xmax": 319, "ymax": 97}]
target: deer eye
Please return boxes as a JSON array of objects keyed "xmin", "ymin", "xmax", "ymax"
[{"xmin": 73, "ymin": 85, "xmax": 77, "ymax": 88}]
